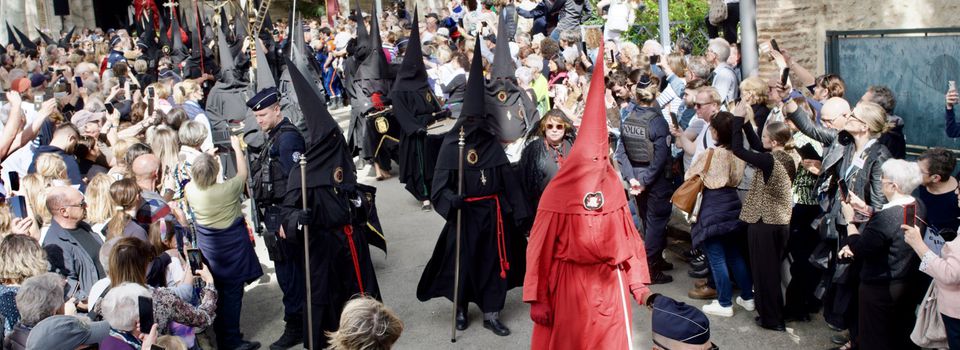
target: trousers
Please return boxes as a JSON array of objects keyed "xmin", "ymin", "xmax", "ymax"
[
  {"xmin": 214, "ymin": 279, "xmax": 246, "ymax": 349},
  {"xmin": 747, "ymin": 221, "xmax": 788, "ymax": 327}
]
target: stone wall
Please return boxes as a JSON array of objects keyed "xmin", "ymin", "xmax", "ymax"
[
  {"xmin": 755, "ymin": 0, "xmax": 960, "ymax": 79},
  {"xmin": 1, "ymin": 0, "xmax": 96, "ymax": 43}
]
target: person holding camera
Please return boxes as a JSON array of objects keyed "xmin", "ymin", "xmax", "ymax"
[{"xmin": 247, "ymin": 87, "xmax": 308, "ymax": 350}]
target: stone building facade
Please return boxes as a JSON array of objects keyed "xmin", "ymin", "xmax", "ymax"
[{"xmin": 1, "ymin": 0, "xmax": 98, "ymax": 42}]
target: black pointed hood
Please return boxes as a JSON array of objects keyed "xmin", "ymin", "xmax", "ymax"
[
  {"xmin": 59, "ymin": 26, "xmax": 76, "ymax": 48},
  {"xmin": 255, "ymin": 38, "xmax": 276, "ymax": 90},
  {"xmin": 219, "ymin": 9, "xmax": 233, "ymax": 43},
  {"xmin": 354, "ymin": 0, "xmax": 369, "ymax": 51},
  {"xmin": 170, "ymin": 9, "xmax": 188, "ymax": 67},
  {"xmin": 388, "ymin": 7, "xmax": 447, "ymax": 136},
  {"xmin": 217, "ymin": 23, "xmax": 236, "ymax": 72},
  {"xmin": 491, "ymin": 13, "xmax": 515, "ymax": 79},
  {"xmin": 436, "ymin": 39, "xmax": 506, "ymax": 170},
  {"xmin": 5, "ymin": 22, "xmax": 19, "ymax": 51},
  {"xmin": 357, "ymin": 4, "xmax": 390, "ymax": 82},
  {"xmin": 284, "ymin": 57, "xmax": 355, "ymax": 188},
  {"xmin": 13, "ymin": 26, "xmax": 36, "ymax": 52},
  {"xmin": 158, "ymin": 13, "xmax": 170, "ymax": 48},
  {"xmin": 391, "ymin": 7, "xmax": 428, "ymax": 91},
  {"xmin": 36, "ymin": 28, "xmax": 56, "ymax": 46},
  {"xmin": 233, "ymin": 6, "xmax": 248, "ymax": 43}
]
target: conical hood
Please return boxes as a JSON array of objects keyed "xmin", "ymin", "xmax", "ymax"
[
  {"xmin": 255, "ymin": 38, "xmax": 275, "ymax": 90},
  {"xmin": 537, "ymin": 41, "xmax": 627, "ymax": 215},
  {"xmin": 391, "ymin": 7, "xmax": 427, "ymax": 91},
  {"xmin": 290, "ymin": 15, "xmax": 308, "ymax": 69},
  {"xmin": 13, "ymin": 26, "xmax": 36, "ymax": 51},
  {"xmin": 219, "ymin": 9, "xmax": 232, "ymax": 43},
  {"xmin": 283, "ymin": 57, "xmax": 356, "ymax": 189},
  {"xmin": 170, "ymin": 9, "xmax": 187, "ymax": 67},
  {"xmin": 36, "ymin": 28, "xmax": 56, "ymax": 46},
  {"xmin": 158, "ymin": 13, "xmax": 170, "ymax": 47},
  {"xmin": 190, "ymin": 12, "xmax": 203, "ymax": 60},
  {"xmin": 217, "ymin": 23, "xmax": 235, "ymax": 71},
  {"xmin": 435, "ymin": 39, "xmax": 507, "ymax": 170},
  {"xmin": 59, "ymin": 26, "xmax": 76, "ymax": 48},
  {"xmin": 354, "ymin": 0, "xmax": 368, "ymax": 49},
  {"xmin": 5, "ymin": 22, "xmax": 20, "ymax": 51},
  {"xmin": 357, "ymin": 3, "xmax": 390, "ymax": 82},
  {"xmin": 491, "ymin": 11, "xmax": 514, "ymax": 79},
  {"xmin": 233, "ymin": 6, "xmax": 248, "ymax": 42}
]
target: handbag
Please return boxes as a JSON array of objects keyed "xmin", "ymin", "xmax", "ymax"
[
  {"xmin": 911, "ymin": 282, "xmax": 948, "ymax": 349},
  {"xmin": 708, "ymin": 0, "xmax": 728, "ymax": 26},
  {"xmin": 671, "ymin": 149, "xmax": 714, "ymax": 222}
]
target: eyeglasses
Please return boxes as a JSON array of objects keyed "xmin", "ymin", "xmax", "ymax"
[
  {"xmin": 847, "ymin": 112, "xmax": 866, "ymax": 124},
  {"xmin": 63, "ymin": 200, "xmax": 86, "ymax": 208},
  {"xmin": 545, "ymin": 123, "xmax": 565, "ymax": 131},
  {"xmin": 694, "ymin": 102, "xmax": 715, "ymax": 109}
]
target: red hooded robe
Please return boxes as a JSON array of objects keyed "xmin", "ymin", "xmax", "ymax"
[{"xmin": 523, "ymin": 41, "xmax": 651, "ymax": 350}]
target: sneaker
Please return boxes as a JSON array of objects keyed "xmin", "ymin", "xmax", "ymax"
[
  {"xmin": 736, "ymin": 296, "xmax": 755, "ymax": 311},
  {"xmin": 687, "ymin": 265, "xmax": 710, "ymax": 278},
  {"xmin": 649, "ymin": 270, "xmax": 674, "ymax": 285},
  {"xmin": 651, "ymin": 259, "xmax": 675, "ymax": 271},
  {"xmin": 702, "ymin": 300, "xmax": 734, "ymax": 317},
  {"xmin": 681, "ymin": 248, "xmax": 702, "ymax": 262},
  {"xmin": 690, "ymin": 253, "xmax": 708, "ymax": 270}
]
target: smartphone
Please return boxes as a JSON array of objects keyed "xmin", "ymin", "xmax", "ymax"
[
  {"xmin": 147, "ymin": 87, "xmax": 155, "ymax": 116},
  {"xmin": 780, "ymin": 67, "xmax": 791, "ymax": 87},
  {"xmin": 8, "ymin": 172, "xmax": 19, "ymax": 192},
  {"xmin": 903, "ymin": 203, "xmax": 917, "ymax": 227},
  {"xmin": 34, "ymin": 95, "xmax": 43, "ymax": 111},
  {"xmin": 837, "ymin": 179, "xmax": 849, "ymax": 202},
  {"xmin": 669, "ymin": 112, "xmax": 680, "ymax": 129},
  {"xmin": 10, "ymin": 196, "xmax": 27, "ymax": 218},
  {"xmin": 75, "ymin": 76, "xmax": 83, "ymax": 87},
  {"xmin": 649, "ymin": 55, "xmax": 659, "ymax": 65},
  {"xmin": 118, "ymin": 77, "xmax": 126, "ymax": 87},
  {"xmin": 138, "ymin": 296, "xmax": 154, "ymax": 334},
  {"xmin": 770, "ymin": 39, "xmax": 780, "ymax": 52},
  {"xmin": 104, "ymin": 102, "xmax": 115, "ymax": 114},
  {"xmin": 186, "ymin": 248, "xmax": 203, "ymax": 273},
  {"xmin": 950, "ymin": 81, "xmax": 956, "ymax": 92}
]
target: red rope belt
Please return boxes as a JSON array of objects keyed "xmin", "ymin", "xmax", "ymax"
[
  {"xmin": 464, "ymin": 195, "xmax": 509, "ymax": 279},
  {"xmin": 342, "ymin": 225, "xmax": 365, "ymax": 296}
]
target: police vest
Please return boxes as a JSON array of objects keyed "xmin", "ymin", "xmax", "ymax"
[
  {"xmin": 252, "ymin": 123, "xmax": 301, "ymax": 204},
  {"xmin": 620, "ymin": 108, "xmax": 658, "ymax": 165}
]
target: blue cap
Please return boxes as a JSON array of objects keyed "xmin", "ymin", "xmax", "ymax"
[
  {"xmin": 158, "ymin": 69, "xmax": 182, "ymax": 83},
  {"xmin": 110, "ymin": 36, "xmax": 122, "ymax": 48},
  {"xmin": 651, "ymin": 295, "xmax": 712, "ymax": 349},
  {"xmin": 246, "ymin": 87, "xmax": 279, "ymax": 111},
  {"xmin": 30, "ymin": 73, "xmax": 47, "ymax": 88}
]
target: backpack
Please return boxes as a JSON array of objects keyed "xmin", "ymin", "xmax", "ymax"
[
  {"xmin": 709, "ymin": 0, "xmax": 728, "ymax": 26},
  {"xmin": 620, "ymin": 108, "xmax": 657, "ymax": 165}
]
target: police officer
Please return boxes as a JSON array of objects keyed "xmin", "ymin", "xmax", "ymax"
[
  {"xmin": 247, "ymin": 87, "xmax": 307, "ymax": 349},
  {"xmin": 614, "ymin": 79, "xmax": 675, "ymax": 285},
  {"xmin": 106, "ymin": 35, "xmax": 127, "ymax": 69}
]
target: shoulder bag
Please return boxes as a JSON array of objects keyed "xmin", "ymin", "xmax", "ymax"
[{"xmin": 671, "ymin": 149, "xmax": 714, "ymax": 223}]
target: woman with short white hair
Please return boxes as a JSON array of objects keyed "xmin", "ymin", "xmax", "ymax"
[
  {"xmin": 100, "ymin": 283, "xmax": 158, "ymax": 349},
  {"xmin": 838, "ymin": 159, "xmax": 926, "ymax": 350}
]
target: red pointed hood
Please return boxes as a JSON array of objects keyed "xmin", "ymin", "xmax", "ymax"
[{"xmin": 536, "ymin": 41, "xmax": 626, "ymax": 215}]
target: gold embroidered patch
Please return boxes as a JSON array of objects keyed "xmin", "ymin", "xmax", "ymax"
[{"xmin": 467, "ymin": 149, "xmax": 479, "ymax": 165}]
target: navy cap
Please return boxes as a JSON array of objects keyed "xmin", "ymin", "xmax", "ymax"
[
  {"xmin": 110, "ymin": 36, "xmax": 122, "ymax": 48},
  {"xmin": 158, "ymin": 69, "xmax": 182, "ymax": 83},
  {"xmin": 30, "ymin": 73, "xmax": 47, "ymax": 88},
  {"xmin": 651, "ymin": 295, "xmax": 712, "ymax": 349},
  {"xmin": 246, "ymin": 87, "xmax": 280, "ymax": 111}
]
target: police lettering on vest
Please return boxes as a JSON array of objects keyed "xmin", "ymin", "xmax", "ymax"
[
  {"xmin": 621, "ymin": 108, "xmax": 658, "ymax": 165},
  {"xmin": 252, "ymin": 122, "xmax": 301, "ymax": 204}
]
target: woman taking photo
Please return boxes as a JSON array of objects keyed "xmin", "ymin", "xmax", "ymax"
[
  {"xmin": 731, "ymin": 103, "xmax": 798, "ymax": 331},
  {"xmin": 518, "ymin": 109, "xmax": 576, "ymax": 211},
  {"xmin": 838, "ymin": 159, "xmax": 925, "ymax": 350},
  {"xmin": 184, "ymin": 135, "xmax": 262, "ymax": 350},
  {"xmin": 686, "ymin": 112, "xmax": 755, "ymax": 318}
]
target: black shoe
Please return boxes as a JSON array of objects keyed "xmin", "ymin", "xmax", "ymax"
[
  {"xmin": 270, "ymin": 325, "xmax": 303, "ymax": 350},
  {"xmin": 421, "ymin": 203, "xmax": 433, "ymax": 211},
  {"xmin": 651, "ymin": 259, "xmax": 674, "ymax": 271},
  {"xmin": 687, "ymin": 266, "xmax": 710, "ymax": 278},
  {"xmin": 783, "ymin": 313, "xmax": 811, "ymax": 323},
  {"xmin": 236, "ymin": 341, "xmax": 262, "ymax": 350},
  {"xmin": 754, "ymin": 317, "xmax": 786, "ymax": 332},
  {"xmin": 649, "ymin": 270, "xmax": 674, "ymax": 284},
  {"xmin": 831, "ymin": 334, "xmax": 848, "ymax": 345},
  {"xmin": 456, "ymin": 309, "xmax": 468, "ymax": 330},
  {"xmin": 681, "ymin": 248, "xmax": 701, "ymax": 262},
  {"xmin": 483, "ymin": 319, "xmax": 511, "ymax": 336},
  {"xmin": 690, "ymin": 253, "xmax": 708, "ymax": 270}
]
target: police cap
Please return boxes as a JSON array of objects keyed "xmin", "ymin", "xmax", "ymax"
[{"xmin": 247, "ymin": 87, "xmax": 280, "ymax": 111}]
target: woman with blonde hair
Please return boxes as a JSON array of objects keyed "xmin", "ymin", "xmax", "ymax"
[
  {"xmin": 105, "ymin": 178, "xmax": 148, "ymax": 242},
  {"xmin": 172, "ymin": 80, "xmax": 214, "ymax": 151},
  {"xmin": 20, "ymin": 174, "xmax": 51, "ymax": 234},
  {"xmin": 327, "ymin": 297, "xmax": 404, "ymax": 350},
  {"xmin": 738, "ymin": 76, "xmax": 772, "ymax": 134},
  {"xmin": 34, "ymin": 152, "xmax": 69, "ymax": 186},
  {"xmin": 84, "ymin": 173, "xmax": 117, "ymax": 235},
  {"xmin": 0, "ymin": 234, "xmax": 49, "ymax": 335},
  {"xmin": 656, "ymin": 52, "xmax": 689, "ymax": 126},
  {"xmin": 107, "ymin": 138, "xmax": 138, "ymax": 180},
  {"xmin": 149, "ymin": 126, "xmax": 181, "ymax": 198}
]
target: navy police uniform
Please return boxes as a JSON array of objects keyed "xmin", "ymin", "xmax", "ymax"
[{"xmin": 247, "ymin": 88, "xmax": 308, "ymax": 344}]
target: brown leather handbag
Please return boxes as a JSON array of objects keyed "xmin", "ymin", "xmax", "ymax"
[{"xmin": 671, "ymin": 149, "xmax": 714, "ymax": 222}]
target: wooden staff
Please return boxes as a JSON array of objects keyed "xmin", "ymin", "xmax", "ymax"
[
  {"xmin": 451, "ymin": 126, "xmax": 465, "ymax": 343},
  {"xmin": 300, "ymin": 154, "xmax": 314, "ymax": 349}
]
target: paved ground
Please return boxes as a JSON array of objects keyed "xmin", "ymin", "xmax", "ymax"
[{"xmin": 233, "ymin": 106, "xmax": 840, "ymax": 349}]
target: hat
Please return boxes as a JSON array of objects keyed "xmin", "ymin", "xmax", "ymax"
[
  {"xmin": 651, "ymin": 295, "xmax": 713, "ymax": 350},
  {"xmin": 26, "ymin": 315, "xmax": 110, "ymax": 350},
  {"xmin": 158, "ymin": 69, "xmax": 182, "ymax": 83},
  {"xmin": 246, "ymin": 87, "xmax": 279, "ymax": 111},
  {"xmin": 11, "ymin": 77, "xmax": 31, "ymax": 93},
  {"xmin": 110, "ymin": 36, "xmax": 122, "ymax": 48},
  {"xmin": 436, "ymin": 27, "xmax": 450, "ymax": 38},
  {"xmin": 29, "ymin": 73, "xmax": 47, "ymax": 88},
  {"xmin": 70, "ymin": 110, "xmax": 105, "ymax": 128}
]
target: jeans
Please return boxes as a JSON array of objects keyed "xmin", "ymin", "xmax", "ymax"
[
  {"xmin": 943, "ymin": 313, "xmax": 960, "ymax": 350},
  {"xmin": 702, "ymin": 234, "xmax": 754, "ymax": 307},
  {"xmin": 214, "ymin": 279, "xmax": 246, "ymax": 349}
]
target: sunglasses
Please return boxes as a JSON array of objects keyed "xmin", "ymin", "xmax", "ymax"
[
  {"xmin": 694, "ymin": 102, "xmax": 714, "ymax": 109},
  {"xmin": 545, "ymin": 123, "xmax": 565, "ymax": 131}
]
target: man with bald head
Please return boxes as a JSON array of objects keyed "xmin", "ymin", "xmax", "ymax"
[
  {"xmin": 42, "ymin": 186, "xmax": 104, "ymax": 301},
  {"xmin": 131, "ymin": 153, "xmax": 172, "ymax": 226}
]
